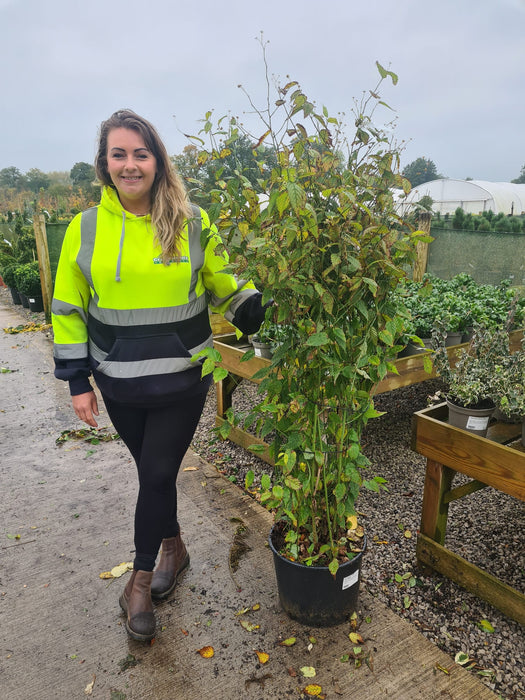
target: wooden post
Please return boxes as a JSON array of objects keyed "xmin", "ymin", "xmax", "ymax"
[
  {"xmin": 33, "ymin": 214, "xmax": 53, "ymax": 323},
  {"xmin": 413, "ymin": 211, "xmax": 432, "ymax": 282}
]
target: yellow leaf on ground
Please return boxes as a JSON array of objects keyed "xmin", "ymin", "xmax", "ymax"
[
  {"xmin": 254, "ymin": 650, "xmax": 269, "ymax": 664},
  {"xmin": 197, "ymin": 646, "xmax": 214, "ymax": 658},
  {"xmin": 99, "ymin": 562, "xmax": 133, "ymax": 579},
  {"xmin": 234, "ymin": 606, "xmax": 250, "ymax": 616},
  {"xmin": 252, "ymin": 603, "xmax": 260, "ymax": 611},
  {"xmin": 300, "ymin": 666, "xmax": 316, "ymax": 678},
  {"xmin": 240, "ymin": 620, "xmax": 260, "ymax": 632},
  {"xmin": 349, "ymin": 632, "xmax": 364, "ymax": 644},
  {"xmin": 304, "ymin": 684, "xmax": 323, "ymax": 697}
]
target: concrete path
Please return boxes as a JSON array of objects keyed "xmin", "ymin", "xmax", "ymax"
[{"xmin": 0, "ymin": 299, "xmax": 498, "ymax": 699}]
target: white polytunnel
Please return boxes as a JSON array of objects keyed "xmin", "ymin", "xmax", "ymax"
[{"xmin": 397, "ymin": 179, "xmax": 525, "ymax": 216}]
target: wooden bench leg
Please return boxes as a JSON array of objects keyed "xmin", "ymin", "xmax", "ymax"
[
  {"xmin": 216, "ymin": 373, "xmax": 241, "ymax": 419},
  {"xmin": 419, "ymin": 459, "xmax": 455, "ymax": 546}
]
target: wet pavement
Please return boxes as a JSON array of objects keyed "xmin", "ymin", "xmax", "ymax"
[{"xmin": 0, "ymin": 298, "xmax": 498, "ymax": 699}]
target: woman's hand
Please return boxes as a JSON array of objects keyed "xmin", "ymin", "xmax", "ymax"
[{"xmin": 72, "ymin": 391, "xmax": 99, "ymax": 427}]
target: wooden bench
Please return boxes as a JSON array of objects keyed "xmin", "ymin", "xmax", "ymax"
[{"xmin": 411, "ymin": 402, "xmax": 525, "ymax": 625}]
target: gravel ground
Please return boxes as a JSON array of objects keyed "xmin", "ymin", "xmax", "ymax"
[
  {"xmin": 191, "ymin": 374, "xmax": 525, "ymax": 700},
  {"xmin": 3, "ymin": 286, "xmax": 523, "ymax": 699}
]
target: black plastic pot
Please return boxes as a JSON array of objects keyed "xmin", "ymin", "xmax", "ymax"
[
  {"xmin": 19, "ymin": 292, "xmax": 30, "ymax": 309},
  {"xmin": 269, "ymin": 523, "xmax": 366, "ymax": 627},
  {"xmin": 9, "ymin": 287, "xmax": 22, "ymax": 305},
  {"xmin": 28, "ymin": 295, "xmax": 44, "ymax": 312}
]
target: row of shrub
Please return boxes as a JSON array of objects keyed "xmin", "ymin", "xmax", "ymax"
[
  {"xmin": 395, "ymin": 273, "xmax": 525, "ymax": 338},
  {"xmin": 433, "ymin": 208, "xmax": 525, "ymax": 233}
]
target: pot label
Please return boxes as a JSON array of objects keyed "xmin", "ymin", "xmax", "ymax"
[
  {"xmin": 254, "ymin": 348, "xmax": 262, "ymax": 357},
  {"xmin": 466, "ymin": 416, "xmax": 489, "ymax": 430},
  {"xmin": 342, "ymin": 570, "xmax": 359, "ymax": 591}
]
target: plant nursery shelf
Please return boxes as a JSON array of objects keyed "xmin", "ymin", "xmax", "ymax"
[{"xmin": 411, "ymin": 402, "xmax": 525, "ymax": 625}]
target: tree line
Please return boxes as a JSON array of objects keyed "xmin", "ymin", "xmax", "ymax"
[{"xmin": 1, "ymin": 149, "xmax": 524, "ymax": 222}]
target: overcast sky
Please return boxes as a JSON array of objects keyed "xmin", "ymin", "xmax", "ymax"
[{"xmin": 1, "ymin": 0, "xmax": 524, "ymax": 182}]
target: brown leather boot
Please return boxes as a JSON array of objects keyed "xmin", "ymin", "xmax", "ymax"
[
  {"xmin": 119, "ymin": 570, "xmax": 156, "ymax": 641},
  {"xmin": 150, "ymin": 534, "xmax": 190, "ymax": 600}
]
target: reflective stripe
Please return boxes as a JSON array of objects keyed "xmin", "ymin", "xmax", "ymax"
[
  {"xmin": 92, "ymin": 334, "xmax": 213, "ymax": 378},
  {"xmin": 77, "ymin": 206, "xmax": 97, "ymax": 288},
  {"xmin": 188, "ymin": 204, "xmax": 204, "ymax": 303},
  {"xmin": 222, "ymin": 287, "xmax": 258, "ymax": 321},
  {"xmin": 52, "ymin": 298, "xmax": 88, "ymax": 323},
  {"xmin": 87, "ymin": 294, "xmax": 208, "ymax": 326},
  {"xmin": 54, "ymin": 342, "xmax": 89, "ymax": 359}
]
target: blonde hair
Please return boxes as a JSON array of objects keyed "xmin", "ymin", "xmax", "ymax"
[{"xmin": 95, "ymin": 109, "xmax": 191, "ymax": 263}]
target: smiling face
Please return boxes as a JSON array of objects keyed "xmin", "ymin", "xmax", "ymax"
[{"xmin": 106, "ymin": 127, "xmax": 157, "ymax": 214}]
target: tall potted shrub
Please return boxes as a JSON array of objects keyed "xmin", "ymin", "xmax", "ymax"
[
  {"xmin": 195, "ymin": 57, "xmax": 429, "ymax": 625},
  {"xmin": 14, "ymin": 262, "xmax": 43, "ymax": 311}
]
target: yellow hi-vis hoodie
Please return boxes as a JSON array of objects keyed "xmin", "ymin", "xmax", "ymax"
[{"xmin": 52, "ymin": 186, "xmax": 262, "ymax": 402}]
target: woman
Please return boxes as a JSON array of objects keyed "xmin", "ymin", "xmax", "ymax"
[{"xmin": 52, "ymin": 110, "xmax": 268, "ymax": 641}]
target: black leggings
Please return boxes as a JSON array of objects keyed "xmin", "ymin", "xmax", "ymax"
[{"xmin": 102, "ymin": 387, "xmax": 208, "ymax": 571}]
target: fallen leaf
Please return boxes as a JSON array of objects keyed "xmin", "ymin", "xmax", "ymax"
[
  {"xmin": 279, "ymin": 637, "xmax": 296, "ymax": 647},
  {"xmin": 308, "ymin": 636, "xmax": 317, "ymax": 644},
  {"xmin": 84, "ymin": 675, "xmax": 96, "ymax": 695},
  {"xmin": 287, "ymin": 667, "xmax": 297, "ymax": 677},
  {"xmin": 254, "ymin": 650, "xmax": 269, "ymax": 664},
  {"xmin": 303, "ymin": 684, "xmax": 324, "ymax": 697},
  {"xmin": 240, "ymin": 620, "xmax": 260, "ymax": 632},
  {"xmin": 235, "ymin": 606, "xmax": 251, "ymax": 616},
  {"xmin": 346, "ymin": 515, "xmax": 358, "ymax": 529},
  {"xmin": 99, "ymin": 562, "xmax": 133, "ymax": 579},
  {"xmin": 478, "ymin": 619, "xmax": 495, "ymax": 633},
  {"xmin": 252, "ymin": 603, "xmax": 260, "ymax": 611},
  {"xmin": 181, "ymin": 629, "xmax": 189, "ymax": 636},
  {"xmin": 197, "ymin": 646, "xmax": 214, "ymax": 658},
  {"xmin": 435, "ymin": 663, "xmax": 450, "ymax": 675},
  {"xmin": 455, "ymin": 652, "xmax": 470, "ymax": 665},
  {"xmin": 404, "ymin": 529, "xmax": 412, "ymax": 538},
  {"xmin": 300, "ymin": 666, "xmax": 316, "ymax": 678},
  {"xmin": 348, "ymin": 632, "xmax": 363, "ymax": 644}
]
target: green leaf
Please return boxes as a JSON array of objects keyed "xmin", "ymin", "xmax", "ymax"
[
  {"xmin": 455, "ymin": 652, "xmax": 470, "ymax": 666},
  {"xmin": 284, "ymin": 476, "xmax": 302, "ymax": 491},
  {"xmin": 306, "ymin": 332, "xmax": 329, "ymax": 347},
  {"xmin": 260, "ymin": 473, "xmax": 271, "ymax": 491},
  {"xmin": 212, "ymin": 367, "xmax": 229, "ymax": 382},
  {"xmin": 334, "ymin": 482, "xmax": 346, "ymax": 501},
  {"xmin": 328, "ymin": 558, "xmax": 339, "ymax": 577},
  {"xmin": 478, "ymin": 619, "xmax": 495, "ymax": 633},
  {"xmin": 272, "ymin": 484, "xmax": 284, "ymax": 500},
  {"xmin": 286, "ymin": 181, "xmax": 306, "ymax": 214},
  {"xmin": 245, "ymin": 470, "xmax": 255, "ymax": 489}
]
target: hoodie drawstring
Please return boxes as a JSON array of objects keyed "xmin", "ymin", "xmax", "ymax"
[{"xmin": 115, "ymin": 211, "xmax": 126, "ymax": 282}]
